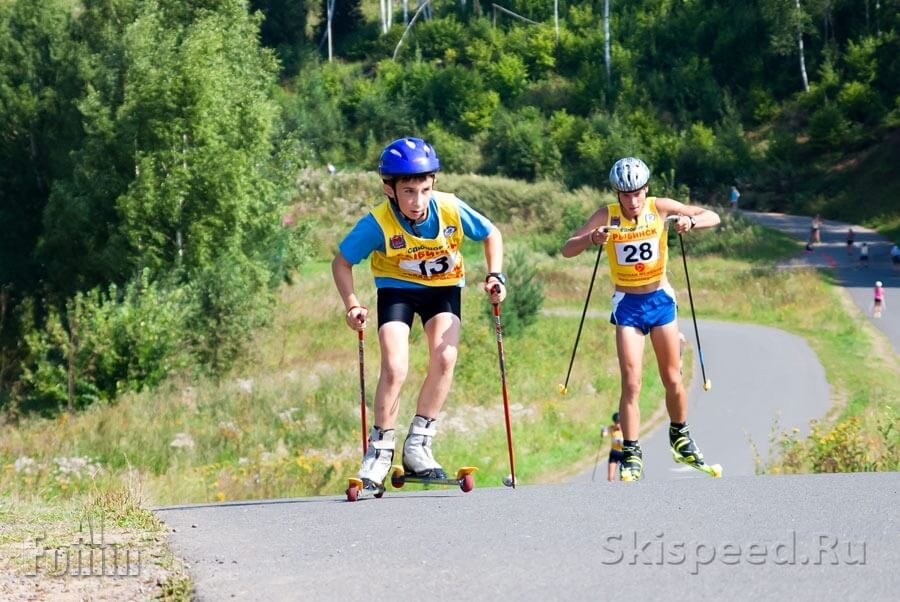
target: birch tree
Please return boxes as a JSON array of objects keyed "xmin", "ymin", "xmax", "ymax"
[{"xmin": 762, "ymin": 0, "xmax": 811, "ymax": 92}]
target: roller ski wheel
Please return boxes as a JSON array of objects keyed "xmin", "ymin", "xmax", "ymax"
[
  {"xmin": 345, "ymin": 478, "xmax": 385, "ymax": 502},
  {"xmin": 389, "ymin": 466, "xmax": 477, "ymax": 493},
  {"xmin": 670, "ymin": 450, "xmax": 723, "ymax": 477}
]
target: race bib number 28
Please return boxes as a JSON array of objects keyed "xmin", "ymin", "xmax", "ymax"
[{"xmin": 613, "ymin": 239, "xmax": 660, "ymax": 265}]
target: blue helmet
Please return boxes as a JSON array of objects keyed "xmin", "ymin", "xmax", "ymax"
[{"xmin": 379, "ymin": 137, "xmax": 441, "ymax": 177}]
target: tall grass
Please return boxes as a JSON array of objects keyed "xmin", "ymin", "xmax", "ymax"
[{"xmin": 2, "ymin": 176, "xmax": 897, "ymax": 506}]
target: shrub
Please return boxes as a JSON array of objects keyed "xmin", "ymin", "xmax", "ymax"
[
  {"xmin": 836, "ymin": 81, "xmax": 884, "ymax": 124},
  {"xmin": 19, "ymin": 271, "xmax": 197, "ymax": 410},
  {"xmin": 807, "ymin": 103, "xmax": 850, "ymax": 150},
  {"xmin": 484, "ymin": 107, "xmax": 561, "ymax": 181}
]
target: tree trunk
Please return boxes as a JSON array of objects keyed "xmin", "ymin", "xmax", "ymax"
[
  {"xmin": 604, "ymin": 0, "xmax": 611, "ymax": 92},
  {"xmin": 326, "ymin": 0, "xmax": 335, "ymax": 62},
  {"xmin": 796, "ymin": 0, "xmax": 809, "ymax": 92}
]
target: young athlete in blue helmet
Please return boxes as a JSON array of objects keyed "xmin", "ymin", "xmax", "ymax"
[{"xmin": 332, "ymin": 137, "xmax": 506, "ymax": 491}]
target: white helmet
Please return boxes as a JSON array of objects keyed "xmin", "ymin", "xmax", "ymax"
[
  {"xmin": 876, "ymin": 281, "xmax": 883, "ymax": 287},
  {"xmin": 609, "ymin": 157, "xmax": 651, "ymax": 192}
]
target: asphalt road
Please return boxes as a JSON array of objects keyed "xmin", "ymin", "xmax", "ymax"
[
  {"xmin": 570, "ymin": 320, "xmax": 831, "ymax": 483},
  {"xmin": 154, "ymin": 211, "xmax": 899, "ymax": 601},
  {"xmin": 155, "ymin": 473, "xmax": 898, "ymax": 601}
]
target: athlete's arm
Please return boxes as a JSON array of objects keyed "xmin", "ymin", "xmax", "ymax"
[
  {"xmin": 481, "ymin": 226, "xmax": 506, "ymax": 303},
  {"xmin": 562, "ymin": 207, "xmax": 611, "ymax": 258},
  {"xmin": 332, "ymin": 252, "xmax": 367, "ymax": 331},
  {"xmin": 655, "ymin": 197, "xmax": 721, "ymax": 234}
]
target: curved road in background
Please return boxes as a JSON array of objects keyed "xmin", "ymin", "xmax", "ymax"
[
  {"xmin": 570, "ymin": 320, "xmax": 831, "ymax": 482},
  {"xmin": 743, "ymin": 212, "xmax": 900, "ymax": 353},
  {"xmin": 154, "ymin": 212, "xmax": 899, "ymax": 600}
]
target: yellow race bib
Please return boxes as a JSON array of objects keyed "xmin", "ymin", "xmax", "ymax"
[
  {"xmin": 369, "ymin": 192, "xmax": 465, "ymax": 286},
  {"xmin": 605, "ymin": 198, "xmax": 668, "ymax": 287}
]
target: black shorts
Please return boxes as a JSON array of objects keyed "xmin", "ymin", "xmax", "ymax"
[
  {"xmin": 893, "ymin": 255, "xmax": 900, "ymax": 265},
  {"xmin": 377, "ymin": 286, "xmax": 462, "ymax": 329},
  {"xmin": 609, "ymin": 450, "xmax": 625, "ymax": 464}
]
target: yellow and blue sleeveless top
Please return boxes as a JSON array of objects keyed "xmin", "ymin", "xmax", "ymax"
[
  {"xmin": 369, "ymin": 191, "xmax": 465, "ymax": 286},
  {"xmin": 610, "ymin": 426, "xmax": 624, "ymax": 452},
  {"xmin": 605, "ymin": 198, "xmax": 668, "ymax": 287}
]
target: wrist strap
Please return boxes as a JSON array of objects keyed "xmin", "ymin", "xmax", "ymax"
[{"xmin": 347, "ymin": 305, "xmax": 366, "ymax": 314}]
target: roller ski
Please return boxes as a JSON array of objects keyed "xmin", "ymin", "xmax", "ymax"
[
  {"xmin": 390, "ymin": 415, "xmax": 476, "ymax": 493},
  {"xmin": 390, "ymin": 465, "xmax": 477, "ymax": 492},
  {"xmin": 345, "ymin": 478, "xmax": 385, "ymax": 502},
  {"xmin": 670, "ymin": 423, "xmax": 722, "ymax": 478},
  {"xmin": 346, "ymin": 426, "xmax": 395, "ymax": 502}
]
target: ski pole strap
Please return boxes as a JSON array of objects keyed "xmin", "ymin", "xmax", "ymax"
[{"xmin": 347, "ymin": 305, "xmax": 366, "ymax": 314}]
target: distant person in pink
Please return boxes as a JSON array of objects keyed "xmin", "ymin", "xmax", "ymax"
[{"xmin": 873, "ymin": 281, "xmax": 885, "ymax": 319}]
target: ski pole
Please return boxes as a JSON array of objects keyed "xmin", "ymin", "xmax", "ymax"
[
  {"xmin": 676, "ymin": 229, "xmax": 712, "ymax": 391},
  {"xmin": 558, "ymin": 226, "xmax": 618, "ymax": 395},
  {"xmin": 492, "ymin": 294, "xmax": 517, "ymax": 488},
  {"xmin": 357, "ymin": 329, "xmax": 368, "ymax": 455},
  {"xmin": 590, "ymin": 438, "xmax": 604, "ymax": 482}
]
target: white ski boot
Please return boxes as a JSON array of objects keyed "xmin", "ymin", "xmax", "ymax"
[
  {"xmin": 402, "ymin": 415, "xmax": 447, "ymax": 479},
  {"xmin": 358, "ymin": 427, "xmax": 395, "ymax": 488}
]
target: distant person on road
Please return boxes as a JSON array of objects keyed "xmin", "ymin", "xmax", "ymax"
[
  {"xmin": 729, "ymin": 185, "xmax": 740, "ymax": 210},
  {"xmin": 562, "ymin": 156, "xmax": 722, "ymax": 481},
  {"xmin": 332, "ymin": 137, "xmax": 506, "ymax": 492},
  {"xmin": 846, "ymin": 228, "xmax": 855, "ymax": 255},
  {"xmin": 599, "ymin": 412, "xmax": 625, "ymax": 482},
  {"xmin": 810, "ymin": 214, "xmax": 823, "ymax": 244},
  {"xmin": 891, "ymin": 244, "xmax": 900, "ymax": 272},
  {"xmin": 873, "ymin": 281, "xmax": 885, "ymax": 319},
  {"xmin": 859, "ymin": 242, "xmax": 870, "ymax": 269}
]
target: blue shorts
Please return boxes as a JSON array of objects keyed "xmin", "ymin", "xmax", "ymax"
[{"xmin": 610, "ymin": 287, "xmax": 677, "ymax": 335}]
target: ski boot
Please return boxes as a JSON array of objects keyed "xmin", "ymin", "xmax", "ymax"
[
  {"xmin": 619, "ymin": 442, "xmax": 643, "ymax": 482},
  {"xmin": 669, "ymin": 423, "xmax": 722, "ymax": 477},
  {"xmin": 388, "ymin": 416, "xmax": 477, "ymax": 493},
  {"xmin": 346, "ymin": 427, "xmax": 395, "ymax": 501},
  {"xmin": 401, "ymin": 415, "xmax": 447, "ymax": 479}
]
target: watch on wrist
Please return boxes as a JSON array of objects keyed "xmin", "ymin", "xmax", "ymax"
[
  {"xmin": 689, "ymin": 216, "xmax": 697, "ymax": 229},
  {"xmin": 486, "ymin": 272, "xmax": 507, "ymax": 285}
]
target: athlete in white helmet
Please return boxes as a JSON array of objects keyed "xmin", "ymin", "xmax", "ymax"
[{"xmin": 562, "ymin": 157, "xmax": 721, "ymax": 481}]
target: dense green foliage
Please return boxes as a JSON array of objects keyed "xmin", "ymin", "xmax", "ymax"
[
  {"xmin": 278, "ymin": 0, "xmax": 899, "ymax": 204},
  {"xmin": 1, "ymin": 0, "xmax": 311, "ymax": 410},
  {"xmin": 1, "ymin": 0, "xmax": 898, "ymax": 412}
]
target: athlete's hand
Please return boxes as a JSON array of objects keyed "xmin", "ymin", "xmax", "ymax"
[
  {"xmin": 589, "ymin": 227, "xmax": 611, "ymax": 246},
  {"xmin": 674, "ymin": 214, "xmax": 694, "ymax": 234},
  {"xmin": 345, "ymin": 305, "xmax": 368, "ymax": 331},
  {"xmin": 485, "ymin": 281, "xmax": 507, "ymax": 303}
]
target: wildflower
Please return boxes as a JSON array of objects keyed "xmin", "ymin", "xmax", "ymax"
[
  {"xmin": 14, "ymin": 456, "xmax": 38, "ymax": 475},
  {"xmin": 170, "ymin": 432, "xmax": 195, "ymax": 449},
  {"xmin": 236, "ymin": 378, "xmax": 254, "ymax": 394}
]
